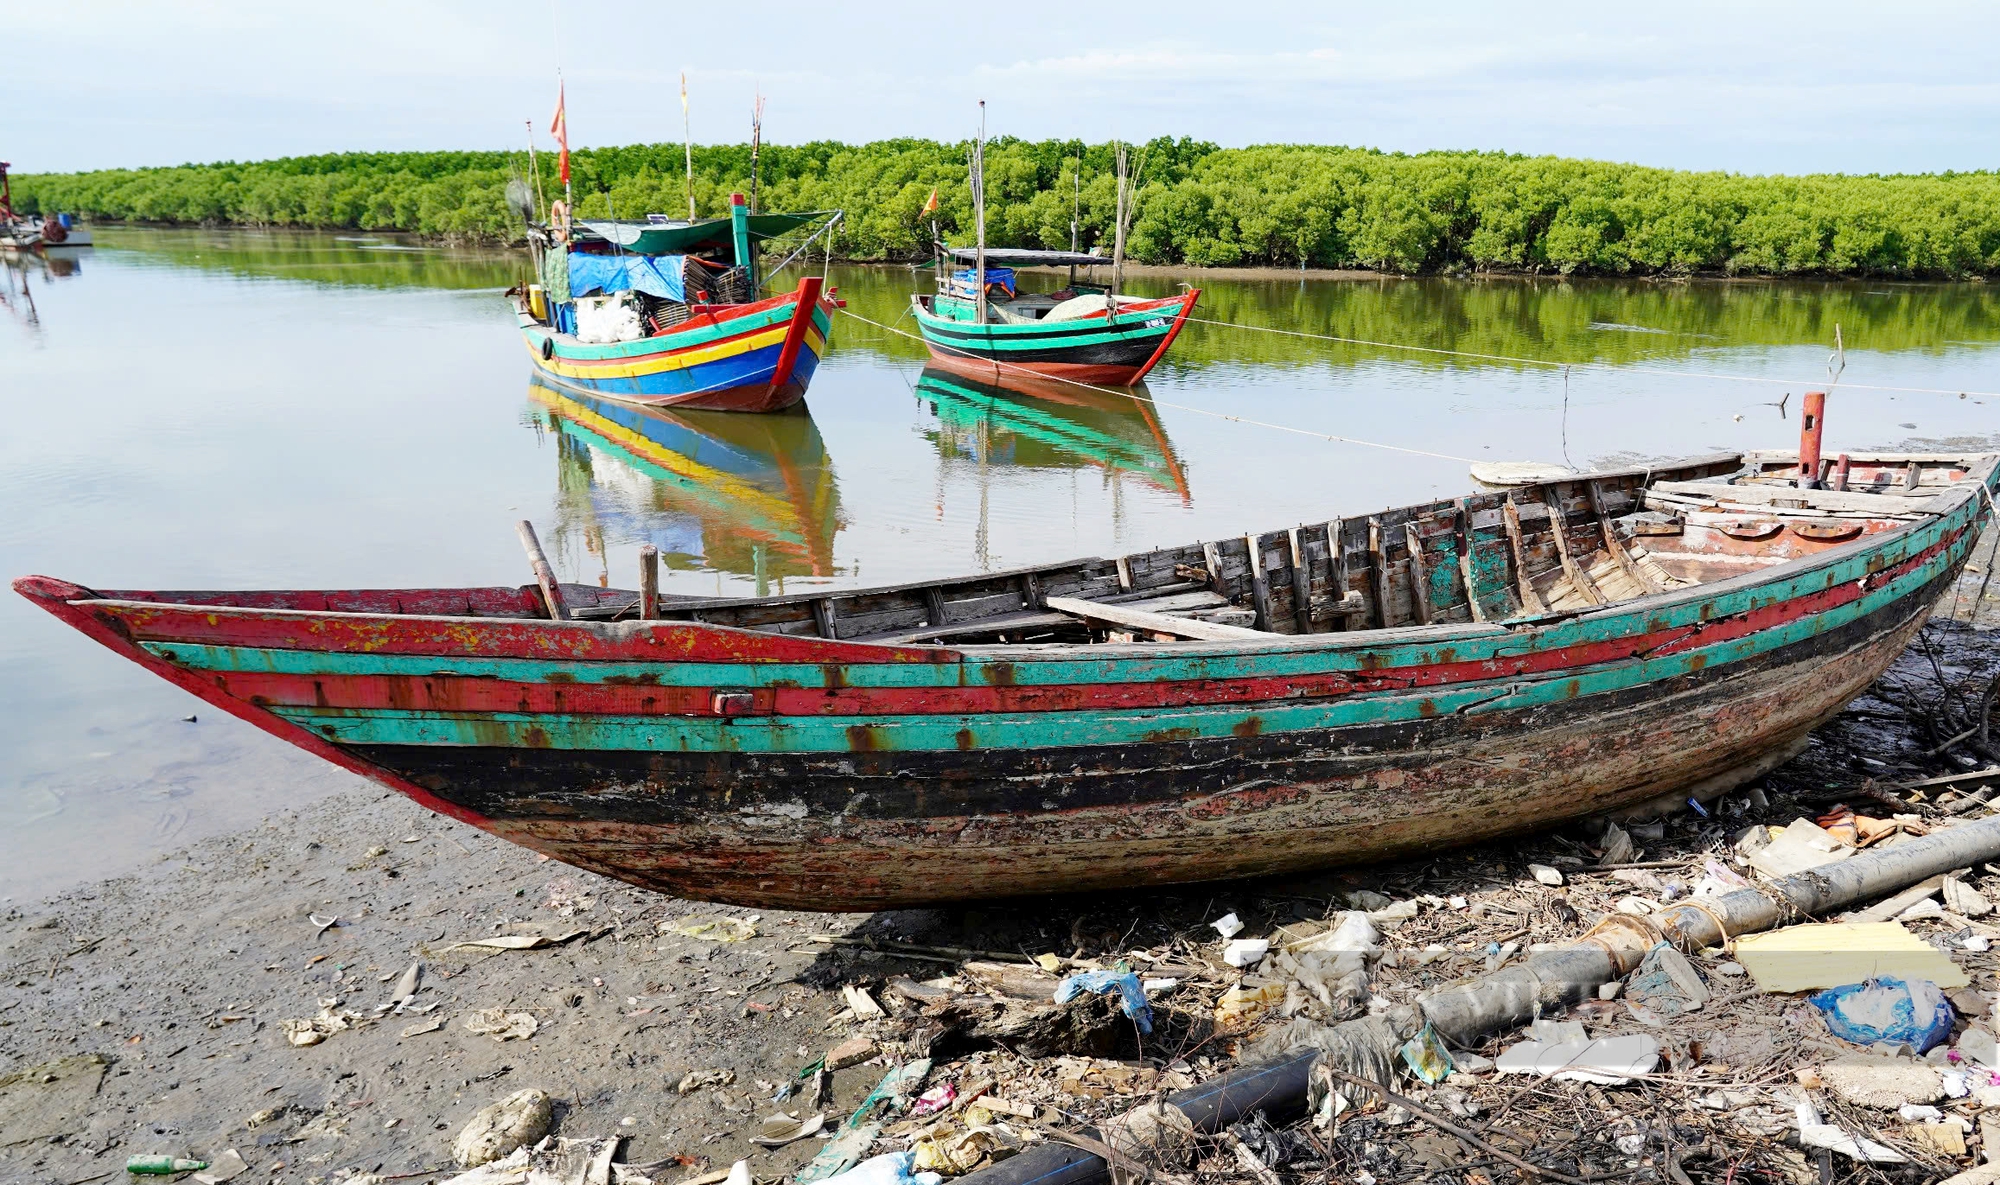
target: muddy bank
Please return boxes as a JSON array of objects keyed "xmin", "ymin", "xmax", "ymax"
[{"xmin": 2, "ymin": 603, "xmax": 1998, "ymax": 1184}]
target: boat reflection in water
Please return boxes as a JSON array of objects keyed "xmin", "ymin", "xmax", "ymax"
[
  {"xmin": 528, "ymin": 377, "xmax": 842, "ymax": 591},
  {"xmin": 914, "ymin": 365, "xmax": 1190, "ymax": 504}
]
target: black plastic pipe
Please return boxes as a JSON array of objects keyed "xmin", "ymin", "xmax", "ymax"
[{"xmin": 957, "ymin": 1050, "xmax": 1318, "ymax": 1185}]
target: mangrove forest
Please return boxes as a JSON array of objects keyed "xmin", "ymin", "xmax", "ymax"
[{"xmin": 15, "ymin": 139, "xmax": 2000, "ymax": 278}]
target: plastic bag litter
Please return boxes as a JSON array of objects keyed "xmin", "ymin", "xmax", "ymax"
[
  {"xmin": 1810, "ymin": 977, "xmax": 1955, "ymax": 1054},
  {"xmin": 1399, "ymin": 1022, "xmax": 1454, "ymax": 1085},
  {"xmin": 1053, "ymin": 970, "xmax": 1154, "ymax": 1034},
  {"xmin": 1625, "ymin": 942, "xmax": 1711, "ymax": 1021},
  {"xmin": 1271, "ymin": 947, "xmax": 1370, "ymax": 1023},
  {"xmin": 816, "ymin": 1152, "xmax": 942, "ymax": 1185}
]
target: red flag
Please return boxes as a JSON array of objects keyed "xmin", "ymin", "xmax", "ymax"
[
  {"xmin": 550, "ymin": 83, "xmax": 570, "ymax": 186},
  {"xmin": 920, "ymin": 186, "xmax": 938, "ymax": 216}
]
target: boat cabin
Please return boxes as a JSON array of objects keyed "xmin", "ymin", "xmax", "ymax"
[
  {"xmin": 525, "ymin": 199, "xmax": 829, "ymax": 343},
  {"xmin": 921, "ymin": 246, "xmax": 1130, "ymax": 326}
]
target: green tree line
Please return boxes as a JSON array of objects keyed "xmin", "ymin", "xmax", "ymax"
[{"xmin": 17, "ymin": 140, "xmax": 2000, "ymax": 277}]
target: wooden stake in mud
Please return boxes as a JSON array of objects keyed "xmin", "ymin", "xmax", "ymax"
[
  {"xmin": 516, "ymin": 520, "xmax": 569, "ymax": 621},
  {"xmin": 638, "ymin": 544, "xmax": 659, "ymax": 620}
]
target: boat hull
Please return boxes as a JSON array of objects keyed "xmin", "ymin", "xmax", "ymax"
[
  {"xmin": 520, "ymin": 278, "xmax": 833, "ymax": 413},
  {"xmin": 14, "ymin": 459, "xmax": 1991, "ymax": 910},
  {"xmin": 912, "ymin": 290, "xmax": 1199, "ymax": 386}
]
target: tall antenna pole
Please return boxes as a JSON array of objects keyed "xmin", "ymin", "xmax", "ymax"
[
  {"xmin": 749, "ymin": 90, "xmax": 765, "ymax": 215},
  {"xmin": 974, "ymin": 100, "xmax": 988, "ymax": 328},
  {"xmin": 681, "ymin": 71, "xmax": 696, "ymax": 219},
  {"xmin": 525, "ymin": 121, "xmax": 545, "ymax": 217}
]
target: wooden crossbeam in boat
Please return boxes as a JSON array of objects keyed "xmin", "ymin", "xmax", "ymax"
[
  {"xmin": 810, "ymin": 598, "xmax": 838, "ymax": 638},
  {"xmin": 1649, "ymin": 479, "xmax": 1935, "ymax": 516},
  {"xmin": 1045, "ymin": 596, "xmax": 1266, "ymax": 641},
  {"xmin": 1586, "ymin": 481, "xmax": 1664, "ymax": 595},
  {"xmin": 1541, "ymin": 493, "xmax": 1606, "ymax": 606},
  {"xmin": 1501, "ymin": 499, "xmax": 1548, "ymax": 613},
  {"xmin": 1200, "ymin": 542, "xmax": 1229, "ymax": 599}
]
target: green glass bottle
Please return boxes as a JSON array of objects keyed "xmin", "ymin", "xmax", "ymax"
[{"xmin": 125, "ymin": 1155, "xmax": 209, "ymax": 1174}]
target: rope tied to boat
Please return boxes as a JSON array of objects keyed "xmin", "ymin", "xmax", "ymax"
[
  {"xmin": 835, "ymin": 306, "xmax": 1477, "ymax": 464},
  {"xmin": 1179, "ymin": 313, "xmax": 2000, "ymax": 400}
]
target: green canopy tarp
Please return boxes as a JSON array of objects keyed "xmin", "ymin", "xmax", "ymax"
[{"xmin": 575, "ymin": 211, "xmax": 829, "ymax": 257}]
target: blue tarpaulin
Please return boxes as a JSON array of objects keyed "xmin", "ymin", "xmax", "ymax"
[
  {"xmin": 569, "ymin": 252, "xmax": 686, "ymax": 302},
  {"xmin": 953, "ymin": 266, "xmax": 1014, "ymax": 295}
]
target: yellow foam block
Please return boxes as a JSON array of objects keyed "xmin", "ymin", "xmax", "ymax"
[{"xmin": 1733, "ymin": 921, "xmax": 1969, "ymax": 993}]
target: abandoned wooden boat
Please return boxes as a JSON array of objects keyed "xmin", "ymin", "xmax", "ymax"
[
  {"xmin": 911, "ymin": 248, "xmax": 1198, "ymax": 385},
  {"xmin": 516, "ymin": 195, "xmax": 841, "ymax": 412},
  {"xmin": 17, "ymin": 445, "xmax": 1996, "ymax": 910}
]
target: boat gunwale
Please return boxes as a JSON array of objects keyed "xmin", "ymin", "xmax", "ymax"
[{"xmin": 27, "ymin": 451, "xmax": 1997, "ymax": 666}]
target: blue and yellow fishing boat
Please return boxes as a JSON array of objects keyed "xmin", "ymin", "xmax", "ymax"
[{"xmin": 516, "ymin": 194, "xmax": 841, "ymax": 413}]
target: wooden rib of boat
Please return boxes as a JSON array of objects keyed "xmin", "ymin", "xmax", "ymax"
[{"xmin": 17, "ymin": 449, "xmax": 1996, "ymax": 910}]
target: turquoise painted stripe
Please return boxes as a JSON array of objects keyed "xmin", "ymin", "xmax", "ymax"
[
  {"xmin": 267, "ymin": 536, "xmax": 1960, "ymax": 752},
  {"xmin": 139, "ymin": 503, "xmax": 1971, "ymax": 691}
]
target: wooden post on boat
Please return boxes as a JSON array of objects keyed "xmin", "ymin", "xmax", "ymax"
[
  {"xmin": 973, "ymin": 101, "xmax": 988, "ymax": 328},
  {"xmin": 1110, "ymin": 143, "xmax": 1128, "ymax": 301},
  {"xmin": 638, "ymin": 545, "xmax": 659, "ymax": 620},
  {"xmin": 1833, "ymin": 453, "xmax": 1852, "ymax": 491},
  {"xmin": 516, "ymin": 520, "xmax": 569, "ymax": 621},
  {"xmin": 1244, "ymin": 534, "xmax": 1274, "ymax": 631},
  {"xmin": 1286, "ymin": 528, "xmax": 1313, "ymax": 634},
  {"xmin": 1797, "ymin": 390, "xmax": 1827, "ymax": 488}
]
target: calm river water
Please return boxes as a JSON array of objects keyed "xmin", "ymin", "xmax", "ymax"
[{"xmin": 3, "ymin": 228, "xmax": 1998, "ymax": 898}]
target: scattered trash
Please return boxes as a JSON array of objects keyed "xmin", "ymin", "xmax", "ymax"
[
  {"xmin": 1743, "ymin": 818, "xmax": 1853, "ymax": 880},
  {"xmin": 1810, "ymin": 978, "xmax": 1957, "ymax": 1053},
  {"xmin": 846, "ymin": 1059, "xmax": 932, "ymax": 1130},
  {"xmin": 390, "ymin": 961, "xmax": 422, "ymax": 1005},
  {"xmin": 1946, "ymin": 874, "xmax": 1995, "ymax": 918},
  {"xmin": 127, "ymin": 1156, "xmax": 210, "ymax": 1175},
  {"xmin": 446, "ymin": 928, "xmax": 586, "ymax": 953},
  {"xmin": 309, "ymin": 913, "xmax": 339, "ymax": 938},
  {"xmin": 815, "ymin": 1151, "xmax": 942, "ymax": 1185},
  {"xmin": 911, "ymin": 1120, "xmax": 1024, "ymax": 1175},
  {"xmin": 1599, "ymin": 822, "xmax": 1635, "ymax": 865},
  {"xmin": 1211, "ymin": 912, "xmax": 1244, "ymax": 939},
  {"xmin": 1908, "ymin": 1122, "xmax": 1969, "ymax": 1156},
  {"xmin": 1818, "ymin": 1058, "xmax": 1947, "ymax": 1108},
  {"xmin": 825, "ymin": 1037, "xmax": 878, "ymax": 1071},
  {"xmin": 797, "ymin": 1123, "xmax": 883, "ymax": 1183},
  {"xmin": 401, "ymin": 1018, "xmax": 445, "ymax": 1038},
  {"xmin": 1960, "ymin": 1025, "xmax": 2000, "ymax": 1068},
  {"xmin": 439, "ymin": 1136, "xmax": 622, "ymax": 1185},
  {"xmin": 1398, "ymin": 1023, "xmax": 1454, "ymax": 1085},
  {"xmin": 452, "ymin": 1089, "xmax": 554, "ymax": 1168},
  {"xmin": 842, "ymin": 985, "xmax": 886, "ymax": 1019},
  {"xmin": 1223, "ymin": 938, "xmax": 1271, "ymax": 968},
  {"xmin": 752, "ymin": 1112, "xmax": 826, "ymax": 1147},
  {"xmin": 1053, "ymin": 970, "xmax": 1153, "ymax": 1033},
  {"xmin": 1528, "ymin": 864, "xmax": 1564, "ymax": 886},
  {"xmin": 463, "ymin": 1009, "xmax": 539, "ymax": 1042},
  {"xmin": 663, "ymin": 916, "xmax": 757, "ymax": 943},
  {"xmin": 908, "ymin": 1084, "xmax": 955, "ymax": 1117},
  {"xmin": 191, "ymin": 1148, "xmax": 249, "ymax": 1185},
  {"xmin": 1214, "ymin": 980, "xmax": 1287, "ymax": 1027},
  {"xmin": 1625, "ymin": 942, "xmax": 1711, "ymax": 1020},
  {"xmin": 1795, "ymin": 1100, "xmax": 1906, "ymax": 1164},
  {"xmin": 677, "ymin": 1069, "xmax": 736, "ymax": 1095},
  {"xmin": 280, "ymin": 998, "xmax": 362, "ymax": 1047},
  {"xmin": 1494, "ymin": 1034, "xmax": 1661, "ymax": 1085},
  {"xmin": 1733, "ymin": 922, "xmax": 1969, "ymax": 992}
]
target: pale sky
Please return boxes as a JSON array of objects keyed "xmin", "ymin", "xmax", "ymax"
[{"xmin": 7, "ymin": 1, "xmax": 1997, "ymax": 176}]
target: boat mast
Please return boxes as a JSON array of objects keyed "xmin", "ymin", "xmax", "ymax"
[
  {"xmin": 974, "ymin": 101, "xmax": 987, "ymax": 327},
  {"xmin": 1111, "ymin": 142, "xmax": 1128, "ymax": 301},
  {"xmin": 681, "ymin": 71, "xmax": 696, "ymax": 219}
]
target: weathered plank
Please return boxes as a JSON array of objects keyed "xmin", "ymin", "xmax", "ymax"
[
  {"xmin": 1286, "ymin": 528, "xmax": 1314, "ymax": 634},
  {"xmin": 1540, "ymin": 492, "xmax": 1606, "ymax": 607},
  {"xmin": 1402, "ymin": 524, "xmax": 1433, "ymax": 627},
  {"xmin": 1043, "ymin": 597, "xmax": 1266, "ymax": 641},
  {"xmin": 1587, "ymin": 481, "xmax": 1665, "ymax": 595},
  {"xmin": 1501, "ymin": 500, "xmax": 1549, "ymax": 613},
  {"xmin": 1650, "ymin": 480, "xmax": 1933, "ymax": 515},
  {"xmin": 1366, "ymin": 518, "xmax": 1392, "ymax": 628}
]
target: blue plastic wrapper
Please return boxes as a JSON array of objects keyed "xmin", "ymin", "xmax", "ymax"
[
  {"xmin": 1399, "ymin": 1021, "xmax": 1455, "ymax": 1085},
  {"xmin": 1809, "ymin": 976, "xmax": 1955, "ymax": 1053},
  {"xmin": 1054, "ymin": 969, "xmax": 1154, "ymax": 1034}
]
